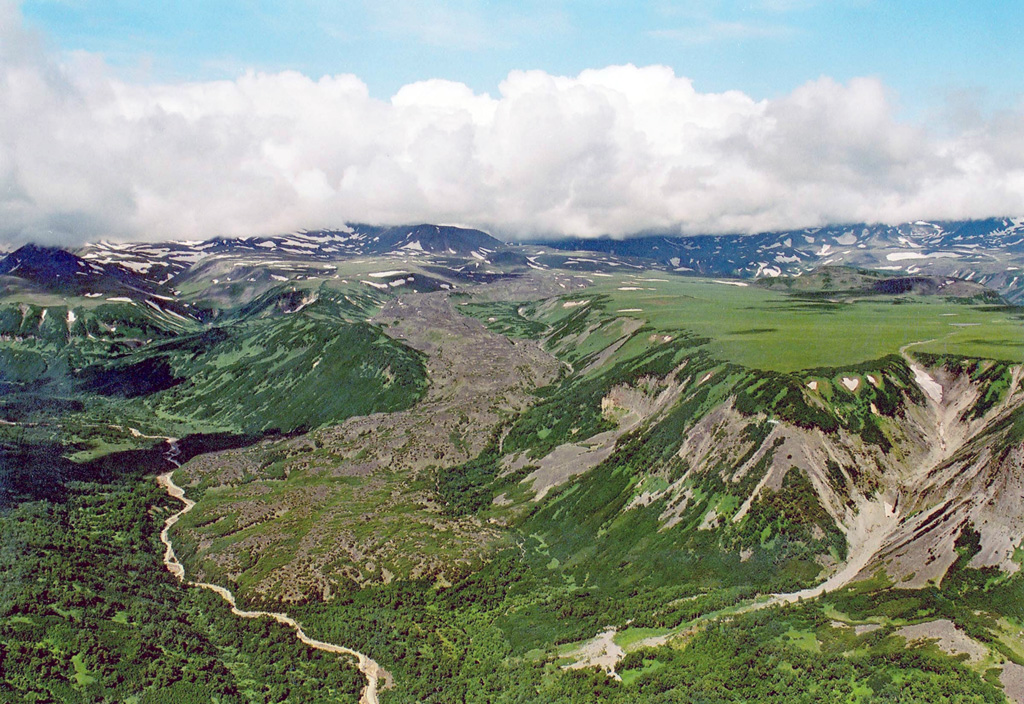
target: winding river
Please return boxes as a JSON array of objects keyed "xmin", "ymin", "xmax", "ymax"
[{"xmin": 156, "ymin": 443, "xmax": 384, "ymax": 704}]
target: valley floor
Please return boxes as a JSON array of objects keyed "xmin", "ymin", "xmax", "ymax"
[{"xmin": 156, "ymin": 469, "xmax": 388, "ymax": 704}]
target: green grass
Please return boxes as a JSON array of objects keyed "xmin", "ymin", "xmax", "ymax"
[
  {"xmin": 781, "ymin": 627, "xmax": 822, "ymax": 653},
  {"xmin": 139, "ymin": 316, "xmax": 428, "ymax": 433},
  {"xmin": 618, "ymin": 658, "xmax": 665, "ymax": 685},
  {"xmin": 71, "ymin": 653, "xmax": 97, "ymax": 686},
  {"xmin": 466, "ymin": 273, "xmax": 1024, "ymax": 372},
  {"xmin": 613, "ymin": 627, "xmax": 670, "ymax": 649}
]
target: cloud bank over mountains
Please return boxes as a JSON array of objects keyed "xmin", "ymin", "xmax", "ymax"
[{"xmin": 1, "ymin": 3, "xmax": 1022, "ymax": 245}]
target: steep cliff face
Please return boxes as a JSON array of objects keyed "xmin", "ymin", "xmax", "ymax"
[
  {"xmin": 586, "ymin": 353, "xmax": 1024, "ymax": 592},
  {"xmin": 868, "ymin": 360, "xmax": 1024, "ymax": 587}
]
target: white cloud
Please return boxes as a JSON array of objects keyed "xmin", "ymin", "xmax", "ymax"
[{"xmin": 0, "ymin": 2, "xmax": 1022, "ymax": 245}]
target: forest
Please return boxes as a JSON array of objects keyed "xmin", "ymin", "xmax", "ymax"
[{"xmin": 0, "ymin": 471, "xmax": 364, "ymax": 703}]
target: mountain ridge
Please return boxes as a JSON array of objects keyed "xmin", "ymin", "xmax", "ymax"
[
  {"xmin": 535, "ymin": 216, "xmax": 1024, "ymax": 302},
  {"xmin": 63, "ymin": 215, "xmax": 1024, "ymax": 304}
]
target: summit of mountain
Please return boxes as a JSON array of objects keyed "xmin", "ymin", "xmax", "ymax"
[{"xmin": 0, "ymin": 243, "xmax": 161, "ymax": 297}]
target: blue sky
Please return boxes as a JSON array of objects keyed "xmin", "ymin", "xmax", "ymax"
[{"xmin": 20, "ymin": 0, "xmax": 1024, "ymax": 115}]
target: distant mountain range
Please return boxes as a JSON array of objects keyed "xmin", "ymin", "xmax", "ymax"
[
  {"xmin": 3, "ymin": 217, "xmax": 1023, "ymax": 302},
  {"xmin": 74, "ymin": 223, "xmax": 505, "ymax": 284},
  {"xmin": 537, "ymin": 217, "xmax": 1024, "ymax": 302}
]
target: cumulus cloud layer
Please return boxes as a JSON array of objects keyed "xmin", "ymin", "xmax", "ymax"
[{"xmin": 1, "ymin": 5, "xmax": 1022, "ymax": 244}]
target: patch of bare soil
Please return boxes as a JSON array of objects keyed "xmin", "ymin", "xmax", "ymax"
[
  {"xmin": 563, "ymin": 628, "xmax": 625, "ymax": 681},
  {"xmin": 894, "ymin": 619, "xmax": 988, "ymax": 664},
  {"xmin": 519, "ymin": 369, "xmax": 691, "ymax": 503},
  {"xmin": 1001, "ymin": 662, "xmax": 1024, "ymax": 704},
  {"xmin": 521, "ymin": 429, "xmax": 620, "ymax": 502}
]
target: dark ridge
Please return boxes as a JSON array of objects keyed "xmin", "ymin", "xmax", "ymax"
[
  {"xmin": 487, "ymin": 250, "xmax": 531, "ymax": 267},
  {"xmin": 0, "ymin": 243, "xmax": 197, "ymax": 318},
  {"xmin": 360, "ymin": 223, "xmax": 504, "ymax": 255},
  {"xmin": 0, "ymin": 243, "xmax": 156, "ymax": 296},
  {"xmin": 421, "ymin": 265, "xmax": 519, "ymax": 284},
  {"xmin": 871, "ymin": 277, "xmax": 940, "ymax": 295}
]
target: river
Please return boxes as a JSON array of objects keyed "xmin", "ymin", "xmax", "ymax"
[{"xmin": 156, "ymin": 441, "xmax": 384, "ymax": 704}]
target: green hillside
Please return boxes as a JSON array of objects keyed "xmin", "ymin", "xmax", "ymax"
[
  {"xmin": 2, "ymin": 246, "xmax": 1023, "ymax": 703},
  {"xmin": 171, "ymin": 269, "xmax": 1023, "ymax": 702}
]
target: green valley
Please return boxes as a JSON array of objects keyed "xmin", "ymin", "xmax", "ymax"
[{"xmin": 1, "ymin": 227, "xmax": 1023, "ymax": 702}]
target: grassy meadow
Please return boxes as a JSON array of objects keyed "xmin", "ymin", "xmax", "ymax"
[{"xmin": 466, "ymin": 272, "xmax": 1024, "ymax": 373}]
